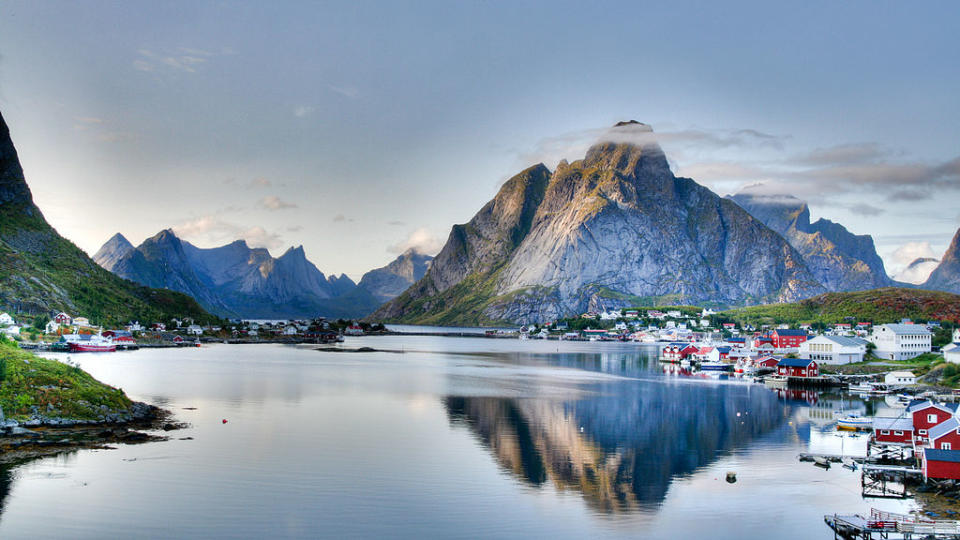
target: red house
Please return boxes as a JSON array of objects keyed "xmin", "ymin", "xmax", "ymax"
[
  {"xmin": 755, "ymin": 356, "xmax": 780, "ymax": 369},
  {"xmin": 908, "ymin": 400, "xmax": 959, "ymax": 444},
  {"xmin": 872, "ymin": 417, "xmax": 914, "ymax": 445},
  {"xmin": 776, "ymin": 358, "xmax": 819, "ymax": 377},
  {"xmin": 928, "ymin": 417, "xmax": 960, "ymax": 450},
  {"xmin": 770, "ymin": 329, "xmax": 809, "ymax": 349},
  {"xmin": 752, "ymin": 337, "xmax": 774, "ymax": 349},
  {"xmin": 923, "ymin": 448, "xmax": 960, "ymax": 481},
  {"xmin": 661, "ymin": 343, "xmax": 698, "ymax": 362},
  {"xmin": 54, "ymin": 312, "xmax": 72, "ymax": 325}
]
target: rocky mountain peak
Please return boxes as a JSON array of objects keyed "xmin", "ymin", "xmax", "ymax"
[
  {"xmin": 925, "ymin": 228, "xmax": 960, "ymax": 294},
  {"xmin": 0, "ymin": 111, "xmax": 41, "ymax": 218},
  {"xmin": 92, "ymin": 233, "xmax": 135, "ymax": 272},
  {"xmin": 582, "ymin": 121, "xmax": 670, "ymax": 179}
]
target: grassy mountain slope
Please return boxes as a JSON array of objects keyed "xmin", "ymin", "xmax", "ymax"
[
  {"xmin": 721, "ymin": 287, "xmax": 960, "ymax": 325},
  {"xmin": 0, "ymin": 110, "xmax": 215, "ymax": 326}
]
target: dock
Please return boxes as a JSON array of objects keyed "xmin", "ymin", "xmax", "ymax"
[{"xmin": 825, "ymin": 508, "xmax": 960, "ymax": 539}]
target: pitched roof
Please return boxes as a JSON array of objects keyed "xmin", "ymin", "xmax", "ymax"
[
  {"xmin": 879, "ymin": 324, "xmax": 932, "ymax": 336},
  {"xmin": 778, "ymin": 357, "xmax": 815, "ymax": 368},
  {"xmin": 818, "ymin": 335, "xmax": 869, "ymax": 348},
  {"xmin": 773, "ymin": 329, "xmax": 808, "ymax": 336},
  {"xmin": 929, "ymin": 417, "xmax": 960, "ymax": 441},
  {"xmin": 925, "ymin": 448, "xmax": 960, "ymax": 463},
  {"xmin": 873, "ymin": 416, "xmax": 913, "ymax": 431},
  {"xmin": 908, "ymin": 400, "xmax": 959, "ymax": 414}
]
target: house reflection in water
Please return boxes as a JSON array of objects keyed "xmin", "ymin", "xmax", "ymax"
[{"xmin": 444, "ymin": 377, "xmax": 790, "ymax": 513}]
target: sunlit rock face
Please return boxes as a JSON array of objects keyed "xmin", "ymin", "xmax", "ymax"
[
  {"xmin": 375, "ymin": 122, "xmax": 824, "ymax": 325},
  {"xmin": 925, "ymin": 229, "xmax": 960, "ymax": 294}
]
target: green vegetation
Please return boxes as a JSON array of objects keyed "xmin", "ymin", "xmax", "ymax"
[
  {"xmin": 821, "ymin": 352, "xmax": 943, "ymax": 377},
  {"xmin": 0, "ymin": 339, "xmax": 132, "ymax": 420},
  {"xmin": 721, "ymin": 287, "xmax": 960, "ymax": 327}
]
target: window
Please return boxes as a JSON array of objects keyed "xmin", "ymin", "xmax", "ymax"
[
  {"xmin": 943, "ymin": 443, "xmax": 953, "ymax": 450},
  {"xmin": 881, "ymin": 430, "xmax": 890, "ymax": 435},
  {"xmin": 920, "ymin": 429, "xmax": 928, "ymax": 435},
  {"xmin": 929, "ymin": 414, "xmax": 938, "ymax": 423},
  {"xmin": 895, "ymin": 431, "xmax": 904, "ymax": 436}
]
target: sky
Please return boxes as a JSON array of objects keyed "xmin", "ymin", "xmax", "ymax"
[{"xmin": 0, "ymin": 1, "xmax": 958, "ymax": 281}]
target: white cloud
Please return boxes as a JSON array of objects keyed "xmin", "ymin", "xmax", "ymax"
[
  {"xmin": 172, "ymin": 216, "xmax": 284, "ymax": 250},
  {"xmin": 133, "ymin": 47, "xmax": 223, "ymax": 74},
  {"xmin": 259, "ymin": 195, "xmax": 297, "ymax": 210},
  {"xmin": 293, "ymin": 105, "xmax": 315, "ymax": 118},
  {"xmin": 388, "ymin": 227, "xmax": 444, "ymax": 255},
  {"xmin": 886, "ymin": 241, "xmax": 939, "ymax": 279},
  {"xmin": 251, "ymin": 177, "xmax": 272, "ymax": 187}
]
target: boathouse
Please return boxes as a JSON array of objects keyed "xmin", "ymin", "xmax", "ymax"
[
  {"xmin": 776, "ymin": 358, "xmax": 818, "ymax": 377},
  {"xmin": 908, "ymin": 400, "xmax": 959, "ymax": 444},
  {"xmin": 872, "ymin": 416, "xmax": 914, "ymax": 445},
  {"xmin": 922, "ymin": 448, "xmax": 960, "ymax": 481},
  {"xmin": 755, "ymin": 356, "xmax": 779, "ymax": 369},
  {"xmin": 661, "ymin": 343, "xmax": 698, "ymax": 362}
]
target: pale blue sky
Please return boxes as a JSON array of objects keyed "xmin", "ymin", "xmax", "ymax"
[{"xmin": 0, "ymin": 1, "xmax": 958, "ymax": 279}]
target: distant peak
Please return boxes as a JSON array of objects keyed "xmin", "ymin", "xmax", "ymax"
[
  {"xmin": 612, "ymin": 120, "xmax": 653, "ymax": 131},
  {"xmin": 107, "ymin": 232, "xmax": 133, "ymax": 247},
  {"xmin": 279, "ymin": 245, "xmax": 306, "ymax": 259}
]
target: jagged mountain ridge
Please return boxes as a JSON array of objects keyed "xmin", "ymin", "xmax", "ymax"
[
  {"xmin": 357, "ymin": 248, "xmax": 433, "ymax": 303},
  {"xmin": 924, "ymin": 228, "xmax": 960, "ymax": 294},
  {"xmin": 0, "ymin": 109, "xmax": 212, "ymax": 324},
  {"xmin": 100, "ymin": 229, "xmax": 381, "ymax": 318},
  {"xmin": 374, "ymin": 121, "xmax": 826, "ymax": 325},
  {"xmin": 91, "ymin": 232, "xmax": 134, "ymax": 272},
  {"xmin": 727, "ymin": 193, "xmax": 892, "ymax": 292}
]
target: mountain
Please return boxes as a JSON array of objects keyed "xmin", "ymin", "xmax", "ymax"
[
  {"xmin": 895, "ymin": 257, "xmax": 940, "ymax": 285},
  {"xmin": 357, "ymin": 248, "xmax": 433, "ymax": 303},
  {"xmin": 721, "ymin": 287, "xmax": 960, "ymax": 325},
  {"xmin": 373, "ymin": 121, "xmax": 825, "ymax": 325},
  {"xmin": 924, "ymin": 228, "xmax": 960, "ymax": 294},
  {"xmin": 0, "ymin": 110, "xmax": 212, "ymax": 324},
  {"xmin": 91, "ymin": 233, "xmax": 134, "ymax": 272},
  {"xmin": 728, "ymin": 193, "xmax": 892, "ymax": 291},
  {"xmin": 99, "ymin": 230, "xmax": 381, "ymax": 319}
]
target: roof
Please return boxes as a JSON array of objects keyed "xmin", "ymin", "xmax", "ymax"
[
  {"xmin": 814, "ymin": 335, "xmax": 869, "ymax": 348},
  {"xmin": 715, "ymin": 346, "xmax": 732, "ymax": 353},
  {"xmin": 908, "ymin": 400, "xmax": 959, "ymax": 414},
  {"xmin": 778, "ymin": 357, "xmax": 815, "ymax": 368},
  {"xmin": 878, "ymin": 324, "xmax": 932, "ymax": 336},
  {"xmin": 873, "ymin": 416, "xmax": 914, "ymax": 431},
  {"xmin": 773, "ymin": 329, "xmax": 808, "ymax": 336},
  {"xmin": 886, "ymin": 371, "xmax": 916, "ymax": 378},
  {"xmin": 727, "ymin": 337, "xmax": 745, "ymax": 342},
  {"xmin": 943, "ymin": 343, "xmax": 960, "ymax": 353},
  {"xmin": 929, "ymin": 417, "xmax": 960, "ymax": 441},
  {"xmin": 925, "ymin": 448, "xmax": 960, "ymax": 463}
]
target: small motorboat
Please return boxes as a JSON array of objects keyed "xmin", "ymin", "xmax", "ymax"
[
  {"xmin": 837, "ymin": 414, "xmax": 872, "ymax": 431},
  {"xmin": 813, "ymin": 457, "xmax": 831, "ymax": 469}
]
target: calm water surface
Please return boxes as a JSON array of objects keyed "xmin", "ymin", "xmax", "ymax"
[{"xmin": 0, "ymin": 338, "xmax": 916, "ymax": 538}]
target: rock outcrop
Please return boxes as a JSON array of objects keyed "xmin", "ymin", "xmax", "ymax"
[
  {"xmin": 373, "ymin": 121, "xmax": 825, "ymax": 325},
  {"xmin": 728, "ymin": 193, "xmax": 892, "ymax": 292},
  {"xmin": 357, "ymin": 249, "xmax": 433, "ymax": 303},
  {"xmin": 925, "ymin": 228, "xmax": 960, "ymax": 294}
]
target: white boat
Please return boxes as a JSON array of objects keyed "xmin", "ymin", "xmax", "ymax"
[
  {"xmin": 837, "ymin": 414, "xmax": 872, "ymax": 431},
  {"xmin": 764, "ymin": 375, "xmax": 788, "ymax": 388},
  {"xmin": 848, "ymin": 382, "xmax": 890, "ymax": 394},
  {"xmin": 700, "ymin": 361, "xmax": 733, "ymax": 372}
]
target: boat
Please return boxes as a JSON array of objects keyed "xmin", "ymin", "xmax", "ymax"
[
  {"xmin": 813, "ymin": 457, "xmax": 831, "ymax": 469},
  {"xmin": 764, "ymin": 375, "xmax": 788, "ymax": 388},
  {"xmin": 837, "ymin": 414, "xmax": 872, "ymax": 431},
  {"xmin": 67, "ymin": 333, "xmax": 116, "ymax": 353},
  {"xmin": 848, "ymin": 381, "xmax": 890, "ymax": 395},
  {"xmin": 700, "ymin": 361, "xmax": 733, "ymax": 372}
]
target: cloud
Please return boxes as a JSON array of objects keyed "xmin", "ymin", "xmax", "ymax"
[
  {"xmin": 326, "ymin": 84, "xmax": 359, "ymax": 99},
  {"xmin": 251, "ymin": 177, "xmax": 272, "ymax": 187},
  {"xmin": 287, "ymin": 225, "xmax": 303, "ymax": 232},
  {"xmin": 293, "ymin": 105, "xmax": 315, "ymax": 118},
  {"xmin": 387, "ymin": 220, "xmax": 406, "ymax": 226},
  {"xmin": 133, "ymin": 47, "xmax": 222, "ymax": 74},
  {"xmin": 848, "ymin": 203, "xmax": 884, "ymax": 216},
  {"xmin": 172, "ymin": 216, "xmax": 284, "ymax": 250},
  {"xmin": 388, "ymin": 227, "xmax": 444, "ymax": 255},
  {"xmin": 259, "ymin": 196, "xmax": 297, "ymax": 210},
  {"xmin": 789, "ymin": 143, "xmax": 889, "ymax": 166},
  {"xmin": 887, "ymin": 241, "xmax": 940, "ymax": 284}
]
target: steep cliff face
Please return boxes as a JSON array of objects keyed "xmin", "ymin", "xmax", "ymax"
[
  {"xmin": 100, "ymin": 230, "xmax": 380, "ymax": 318},
  {"xmin": 92, "ymin": 233, "xmax": 134, "ymax": 272},
  {"xmin": 357, "ymin": 248, "xmax": 433, "ymax": 303},
  {"xmin": 728, "ymin": 193, "xmax": 892, "ymax": 292},
  {"xmin": 925, "ymin": 229, "xmax": 960, "ymax": 294},
  {"xmin": 0, "ymin": 110, "xmax": 211, "ymax": 323},
  {"xmin": 374, "ymin": 122, "xmax": 824, "ymax": 325}
]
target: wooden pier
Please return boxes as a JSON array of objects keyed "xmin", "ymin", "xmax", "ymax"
[{"xmin": 826, "ymin": 508, "xmax": 960, "ymax": 539}]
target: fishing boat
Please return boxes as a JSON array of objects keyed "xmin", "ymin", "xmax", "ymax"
[
  {"xmin": 67, "ymin": 333, "xmax": 116, "ymax": 353},
  {"xmin": 837, "ymin": 414, "xmax": 872, "ymax": 431}
]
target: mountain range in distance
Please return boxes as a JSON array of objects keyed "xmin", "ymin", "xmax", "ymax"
[{"xmin": 93, "ymin": 230, "xmax": 432, "ymax": 319}]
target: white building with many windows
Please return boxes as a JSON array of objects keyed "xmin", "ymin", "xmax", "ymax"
[
  {"xmin": 799, "ymin": 335, "xmax": 868, "ymax": 365},
  {"xmin": 870, "ymin": 324, "xmax": 932, "ymax": 361}
]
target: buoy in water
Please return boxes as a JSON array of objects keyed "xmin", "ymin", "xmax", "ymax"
[
  {"xmin": 726, "ymin": 471, "xmax": 737, "ymax": 484},
  {"xmin": 222, "ymin": 419, "xmax": 228, "ymax": 424}
]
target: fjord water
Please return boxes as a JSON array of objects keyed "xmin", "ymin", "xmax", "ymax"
[{"xmin": 0, "ymin": 339, "xmax": 914, "ymax": 538}]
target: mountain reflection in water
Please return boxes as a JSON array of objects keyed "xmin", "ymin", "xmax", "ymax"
[{"xmin": 445, "ymin": 374, "xmax": 788, "ymax": 513}]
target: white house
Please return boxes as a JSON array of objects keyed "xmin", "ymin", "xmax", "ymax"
[
  {"xmin": 2, "ymin": 325, "xmax": 21, "ymax": 338},
  {"xmin": 954, "ymin": 328, "xmax": 960, "ymax": 343},
  {"xmin": 186, "ymin": 324, "xmax": 203, "ymax": 336},
  {"xmin": 870, "ymin": 324, "xmax": 932, "ymax": 361},
  {"xmin": 944, "ymin": 343, "xmax": 960, "ymax": 365},
  {"xmin": 73, "ymin": 316, "xmax": 91, "ymax": 327},
  {"xmin": 45, "ymin": 320, "xmax": 60, "ymax": 334},
  {"xmin": 799, "ymin": 335, "xmax": 868, "ymax": 365},
  {"xmin": 282, "ymin": 325, "xmax": 299, "ymax": 335},
  {"xmin": 666, "ymin": 310, "xmax": 682, "ymax": 318},
  {"xmin": 0, "ymin": 313, "xmax": 14, "ymax": 326},
  {"xmin": 127, "ymin": 321, "xmax": 143, "ymax": 332},
  {"xmin": 885, "ymin": 371, "xmax": 916, "ymax": 386}
]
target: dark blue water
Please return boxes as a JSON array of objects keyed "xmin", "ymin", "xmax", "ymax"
[{"xmin": 0, "ymin": 338, "xmax": 915, "ymax": 538}]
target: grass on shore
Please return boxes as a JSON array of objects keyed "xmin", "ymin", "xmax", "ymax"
[
  {"xmin": 820, "ymin": 353, "xmax": 944, "ymax": 377},
  {"xmin": 0, "ymin": 338, "xmax": 132, "ymax": 421}
]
